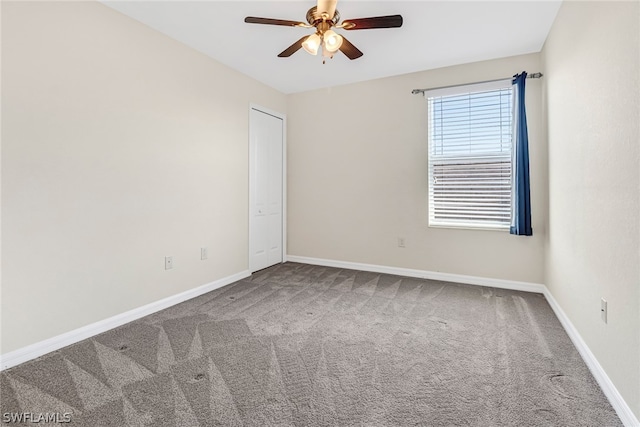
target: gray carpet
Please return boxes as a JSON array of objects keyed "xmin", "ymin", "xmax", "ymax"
[{"xmin": 0, "ymin": 262, "xmax": 621, "ymax": 426}]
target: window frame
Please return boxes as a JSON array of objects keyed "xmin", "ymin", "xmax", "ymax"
[{"xmin": 426, "ymin": 79, "xmax": 514, "ymax": 231}]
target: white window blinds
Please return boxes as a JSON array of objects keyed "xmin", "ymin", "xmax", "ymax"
[{"xmin": 427, "ymin": 81, "xmax": 513, "ymax": 229}]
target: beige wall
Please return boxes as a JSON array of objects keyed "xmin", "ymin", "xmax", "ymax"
[
  {"xmin": 1, "ymin": 1, "xmax": 286, "ymax": 353},
  {"xmin": 542, "ymin": 1, "xmax": 640, "ymax": 419},
  {"xmin": 287, "ymin": 53, "xmax": 546, "ymax": 284}
]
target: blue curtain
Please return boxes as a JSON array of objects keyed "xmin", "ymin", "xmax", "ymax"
[{"xmin": 510, "ymin": 72, "xmax": 533, "ymax": 236}]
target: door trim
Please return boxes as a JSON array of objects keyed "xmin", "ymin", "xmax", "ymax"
[{"xmin": 248, "ymin": 103, "xmax": 287, "ymax": 273}]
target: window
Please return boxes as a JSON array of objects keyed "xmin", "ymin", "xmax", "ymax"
[{"xmin": 427, "ymin": 80, "xmax": 513, "ymax": 230}]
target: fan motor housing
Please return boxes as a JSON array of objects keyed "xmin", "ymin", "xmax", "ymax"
[{"xmin": 306, "ymin": 6, "xmax": 340, "ymax": 27}]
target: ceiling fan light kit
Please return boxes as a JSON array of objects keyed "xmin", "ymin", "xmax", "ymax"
[{"xmin": 245, "ymin": 0, "xmax": 403, "ymax": 63}]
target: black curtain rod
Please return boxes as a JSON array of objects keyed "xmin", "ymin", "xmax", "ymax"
[{"xmin": 411, "ymin": 72, "xmax": 543, "ymax": 95}]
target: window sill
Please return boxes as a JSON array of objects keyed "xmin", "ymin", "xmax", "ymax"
[{"xmin": 428, "ymin": 223, "xmax": 510, "ymax": 232}]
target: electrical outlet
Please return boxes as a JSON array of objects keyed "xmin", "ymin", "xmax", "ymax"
[
  {"xmin": 601, "ymin": 298, "xmax": 607, "ymax": 323},
  {"xmin": 201, "ymin": 247, "xmax": 208, "ymax": 260},
  {"xmin": 165, "ymin": 256, "xmax": 173, "ymax": 270},
  {"xmin": 398, "ymin": 237, "xmax": 406, "ymax": 248}
]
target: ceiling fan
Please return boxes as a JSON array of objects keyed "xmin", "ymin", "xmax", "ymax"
[{"xmin": 244, "ymin": 0, "xmax": 403, "ymax": 63}]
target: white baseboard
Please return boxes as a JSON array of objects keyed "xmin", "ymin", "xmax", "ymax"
[
  {"xmin": 287, "ymin": 255, "xmax": 639, "ymax": 426},
  {"xmin": 0, "ymin": 270, "xmax": 250, "ymax": 371},
  {"xmin": 286, "ymin": 255, "xmax": 545, "ymax": 293},
  {"xmin": 543, "ymin": 289, "xmax": 639, "ymax": 427}
]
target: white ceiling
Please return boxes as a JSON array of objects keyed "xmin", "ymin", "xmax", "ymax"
[{"xmin": 102, "ymin": 1, "xmax": 561, "ymax": 94}]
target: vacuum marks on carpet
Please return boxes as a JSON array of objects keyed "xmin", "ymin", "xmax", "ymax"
[{"xmin": 0, "ymin": 263, "xmax": 622, "ymax": 426}]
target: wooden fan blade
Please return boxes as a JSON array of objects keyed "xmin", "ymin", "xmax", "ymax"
[
  {"xmin": 339, "ymin": 36, "xmax": 363, "ymax": 60},
  {"xmin": 244, "ymin": 17, "xmax": 307, "ymax": 27},
  {"xmin": 342, "ymin": 15, "xmax": 403, "ymax": 30},
  {"xmin": 278, "ymin": 36, "xmax": 308, "ymax": 57},
  {"xmin": 316, "ymin": 0, "xmax": 337, "ymax": 19}
]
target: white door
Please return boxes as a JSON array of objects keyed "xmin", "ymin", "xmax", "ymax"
[{"xmin": 249, "ymin": 107, "xmax": 284, "ymax": 272}]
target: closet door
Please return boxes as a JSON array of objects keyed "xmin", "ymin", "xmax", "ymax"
[{"xmin": 249, "ymin": 106, "xmax": 284, "ymax": 272}]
